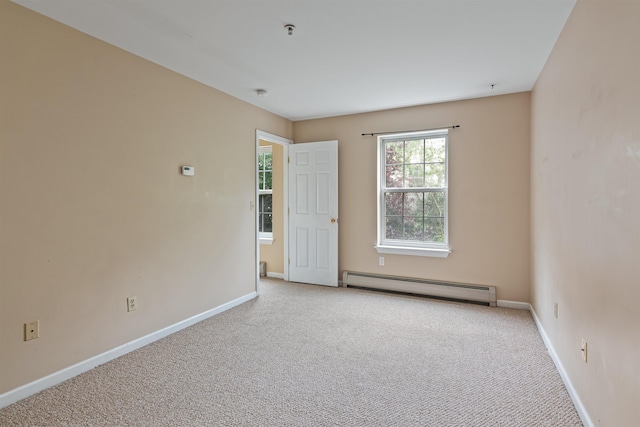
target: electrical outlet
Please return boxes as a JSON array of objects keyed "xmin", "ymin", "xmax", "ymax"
[
  {"xmin": 24, "ymin": 321, "xmax": 39, "ymax": 341},
  {"xmin": 554, "ymin": 303, "xmax": 558, "ymax": 319},
  {"xmin": 581, "ymin": 338, "xmax": 588, "ymax": 363},
  {"xmin": 379, "ymin": 256, "xmax": 384, "ymax": 266},
  {"xmin": 127, "ymin": 296, "xmax": 138, "ymax": 312}
]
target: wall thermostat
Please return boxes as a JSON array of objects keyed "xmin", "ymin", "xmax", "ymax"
[{"xmin": 181, "ymin": 166, "xmax": 195, "ymax": 176}]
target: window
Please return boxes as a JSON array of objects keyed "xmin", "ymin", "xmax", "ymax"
[
  {"xmin": 258, "ymin": 146, "xmax": 273, "ymax": 243},
  {"xmin": 376, "ymin": 129, "xmax": 450, "ymax": 257}
]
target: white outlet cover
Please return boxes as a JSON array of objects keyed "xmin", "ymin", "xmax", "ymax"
[{"xmin": 127, "ymin": 296, "xmax": 137, "ymax": 312}]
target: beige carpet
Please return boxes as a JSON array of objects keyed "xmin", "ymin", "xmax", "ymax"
[{"xmin": 0, "ymin": 279, "xmax": 582, "ymax": 426}]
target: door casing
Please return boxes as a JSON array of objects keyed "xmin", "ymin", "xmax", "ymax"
[
  {"xmin": 255, "ymin": 132, "xmax": 339, "ymax": 291},
  {"xmin": 255, "ymin": 130, "xmax": 291, "ymax": 295}
]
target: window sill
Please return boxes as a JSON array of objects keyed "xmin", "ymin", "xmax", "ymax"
[
  {"xmin": 259, "ymin": 237, "xmax": 274, "ymax": 245},
  {"xmin": 375, "ymin": 245, "xmax": 451, "ymax": 258}
]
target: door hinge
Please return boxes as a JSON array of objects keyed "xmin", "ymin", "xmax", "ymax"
[
  {"xmin": 288, "ymin": 258, "xmax": 291, "ymax": 265},
  {"xmin": 288, "ymin": 157, "xmax": 291, "ymax": 163}
]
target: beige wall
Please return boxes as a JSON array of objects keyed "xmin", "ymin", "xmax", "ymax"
[
  {"xmin": 530, "ymin": 1, "xmax": 640, "ymax": 425},
  {"xmin": 258, "ymin": 141, "xmax": 285, "ymax": 274},
  {"xmin": 294, "ymin": 93, "xmax": 531, "ymax": 302},
  {"xmin": 0, "ymin": 0, "xmax": 292, "ymax": 394}
]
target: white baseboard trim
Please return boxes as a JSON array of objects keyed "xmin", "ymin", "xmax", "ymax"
[
  {"xmin": 265, "ymin": 272, "xmax": 284, "ymax": 279},
  {"xmin": 497, "ymin": 300, "xmax": 531, "ymax": 310},
  {"xmin": 529, "ymin": 306, "xmax": 594, "ymax": 427},
  {"xmin": 0, "ymin": 291, "xmax": 257, "ymax": 409}
]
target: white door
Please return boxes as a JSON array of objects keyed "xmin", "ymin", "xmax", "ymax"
[{"xmin": 288, "ymin": 140, "xmax": 338, "ymax": 287}]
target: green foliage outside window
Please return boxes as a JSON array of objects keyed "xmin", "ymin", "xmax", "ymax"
[
  {"xmin": 383, "ymin": 137, "xmax": 446, "ymax": 243},
  {"xmin": 258, "ymin": 152, "xmax": 273, "ymax": 191},
  {"xmin": 258, "ymin": 150, "xmax": 273, "ymax": 234}
]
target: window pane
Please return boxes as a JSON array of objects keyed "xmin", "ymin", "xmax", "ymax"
[
  {"xmin": 425, "ymin": 217, "xmax": 445, "ymax": 242},
  {"xmin": 385, "ymin": 165, "xmax": 403, "ymax": 188},
  {"xmin": 403, "ymin": 216, "xmax": 424, "ymax": 241},
  {"xmin": 258, "ymin": 153, "xmax": 265, "ymax": 171},
  {"xmin": 264, "ymin": 171, "xmax": 272, "ymax": 190},
  {"xmin": 425, "ymin": 163, "xmax": 445, "ymax": 187},
  {"xmin": 425, "ymin": 138, "xmax": 446, "ymax": 163},
  {"xmin": 404, "ymin": 164, "xmax": 425, "ymax": 187},
  {"xmin": 264, "ymin": 153, "xmax": 272, "ymax": 170},
  {"xmin": 261, "ymin": 213, "xmax": 273, "ymax": 233},
  {"xmin": 404, "ymin": 139, "xmax": 424, "ymax": 164},
  {"xmin": 424, "ymin": 192, "xmax": 445, "ymax": 217},
  {"xmin": 385, "ymin": 192, "xmax": 402, "ymax": 216},
  {"xmin": 403, "ymin": 192, "xmax": 423, "ymax": 217},
  {"xmin": 260, "ymin": 194, "xmax": 272, "ymax": 213},
  {"xmin": 259, "ymin": 171, "xmax": 265, "ymax": 190},
  {"xmin": 385, "ymin": 141, "xmax": 403, "ymax": 165},
  {"xmin": 385, "ymin": 216, "xmax": 402, "ymax": 239},
  {"xmin": 259, "ymin": 194, "xmax": 273, "ymax": 233}
]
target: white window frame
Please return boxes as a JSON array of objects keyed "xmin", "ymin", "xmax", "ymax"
[
  {"xmin": 258, "ymin": 145, "xmax": 273, "ymax": 244},
  {"xmin": 375, "ymin": 129, "xmax": 451, "ymax": 258}
]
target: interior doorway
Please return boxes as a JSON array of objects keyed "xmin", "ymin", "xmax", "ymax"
[{"xmin": 255, "ymin": 130, "xmax": 291, "ymax": 294}]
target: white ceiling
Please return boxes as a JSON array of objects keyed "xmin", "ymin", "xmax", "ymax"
[{"xmin": 13, "ymin": 0, "xmax": 575, "ymax": 121}]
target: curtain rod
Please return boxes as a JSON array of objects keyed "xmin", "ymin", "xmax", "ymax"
[{"xmin": 361, "ymin": 125, "xmax": 460, "ymax": 137}]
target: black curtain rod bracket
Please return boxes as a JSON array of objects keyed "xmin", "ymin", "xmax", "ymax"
[{"xmin": 362, "ymin": 125, "xmax": 460, "ymax": 137}]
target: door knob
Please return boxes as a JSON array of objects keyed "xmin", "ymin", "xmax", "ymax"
[{"xmin": 330, "ymin": 218, "xmax": 337, "ymax": 223}]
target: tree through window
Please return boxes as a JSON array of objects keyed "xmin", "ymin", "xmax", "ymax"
[
  {"xmin": 258, "ymin": 146, "xmax": 273, "ymax": 238},
  {"xmin": 377, "ymin": 129, "xmax": 450, "ymax": 256}
]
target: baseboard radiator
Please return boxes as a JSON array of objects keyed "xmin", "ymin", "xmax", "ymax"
[{"xmin": 342, "ymin": 271, "xmax": 497, "ymax": 307}]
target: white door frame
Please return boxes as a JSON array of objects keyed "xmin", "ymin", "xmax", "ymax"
[{"xmin": 255, "ymin": 130, "xmax": 292, "ymax": 295}]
